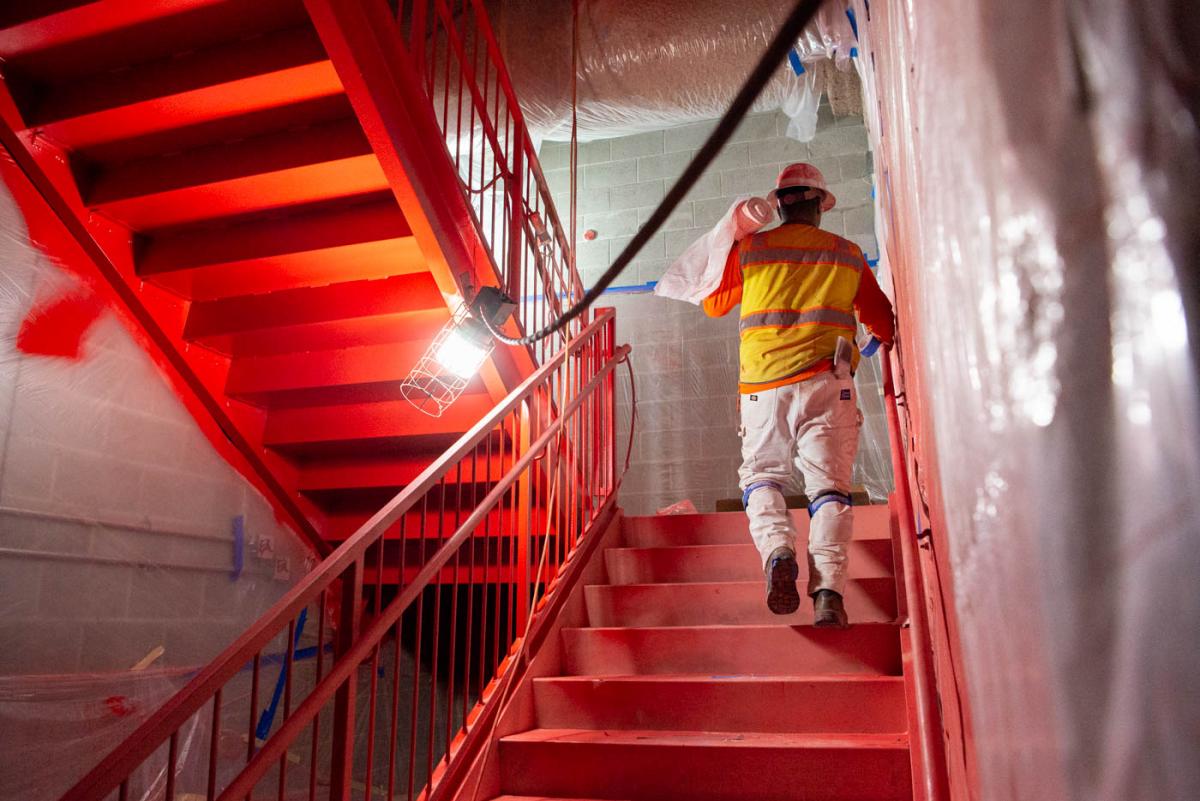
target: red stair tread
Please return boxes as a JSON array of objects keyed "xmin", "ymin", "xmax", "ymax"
[
  {"xmin": 263, "ymin": 395, "xmax": 495, "ymax": 450},
  {"xmin": 620, "ymin": 505, "xmax": 890, "ymax": 547},
  {"xmin": 503, "ymin": 728, "xmax": 909, "ymax": 748},
  {"xmin": 533, "ymin": 674, "xmax": 907, "ymax": 733},
  {"xmin": 27, "ymin": 26, "xmax": 341, "ymax": 150},
  {"xmin": 500, "ymin": 729, "xmax": 911, "ymax": 801},
  {"xmin": 604, "ymin": 541, "xmax": 894, "ymax": 585},
  {"xmin": 88, "ymin": 119, "xmax": 386, "ymax": 230},
  {"xmin": 140, "ymin": 193, "xmax": 421, "ymax": 301},
  {"xmin": 0, "ymin": 0, "xmax": 305, "ymax": 80},
  {"xmin": 492, "ymin": 797, "xmax": 625, "ymax": 801},
  {"xmin": 226, "ymin": 340, "xmax": 485, "ymax": 409},
  {"xmin": 583, "ymin": 578, "xmax": 897, "ymax": 627},
  {"xmin": 561, "ymin": 623, "xmax": 902, "ymax": 677}
]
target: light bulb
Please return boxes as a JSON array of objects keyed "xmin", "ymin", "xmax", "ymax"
[{"xmin": 435, "ymin": 327, "xmax": 490, "ymax": 378}]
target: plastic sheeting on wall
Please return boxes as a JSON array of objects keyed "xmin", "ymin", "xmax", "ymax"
[
  {"xmin": 487, "ymin": 0, "xmax": 859, "ymax": 141},
  {"xmin": 0, "ymin": 174, "xmax": 313, "ymax": 798},
  {"xmin": 856, "ymin": 0, "xmax": 1200, "ymax": 799},
  {"xmin": 0, "ymin": 595, "xmax": 489, "ymax": 801}
]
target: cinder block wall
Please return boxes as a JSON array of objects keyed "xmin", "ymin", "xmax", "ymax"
[
  {"xmin": 539, "ymin": 103, "xmax": 892, "ymax": 514},
  {"xmin": 0, "ymin": 220, "xmax": 310, "ymax": 675}
]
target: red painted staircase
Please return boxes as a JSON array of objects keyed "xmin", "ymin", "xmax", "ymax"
[
  {"xmin": 475, "ymin": 505, "xmax": 913, "ymax": 801},
  {"xmin": 0, "ymin": 0, "xmax": 580, "ymax": 559}
]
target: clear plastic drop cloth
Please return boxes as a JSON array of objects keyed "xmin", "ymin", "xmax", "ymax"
[
  {"xmin": 780, "ymin": 69, "xmax": 825, "ymax": 143},
  {"xmin": 653, "ymin": 197, "xmax": 769, "ymax": 304},
  {"xmin": 0, "ymin": 169, "xmax": 312, "ymax": 797},
  {"xmin": 854, "ymin": 0, "xmax": 1200, "ymax": 799}
]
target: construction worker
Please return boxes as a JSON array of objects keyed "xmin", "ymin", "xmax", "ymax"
[{"xmin": 699, "ymin": 163, "xmax": 895, "ymax": 625}]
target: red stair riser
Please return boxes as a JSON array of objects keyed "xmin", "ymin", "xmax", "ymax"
[
  {"xmin": 533, "ymin": 675, "xmax": 907, "ymax": 733},
  {"xmin": 499, "ymin": 730, "xmax": 912, "ymax": 801},
  {"xmin": 583, "ymin": 577, "xmax": 897, "ymax": 627},
  {"xmin": 604, "ymin": 540, "xmax": 894, "ymax": 585},
  {"xmin": 620, "ymin": 505, "xmax": 890, "ymax": 547},
  {"xmin": 92, "ymin": 155, "xmax": 387, "ymax": 230},
  {"xmin": 562, "ymin": 624, "xmax": 903, "ymax": 677}
]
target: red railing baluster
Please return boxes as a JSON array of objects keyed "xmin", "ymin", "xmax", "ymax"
[
  {"xmin": 278, "ymin": 618, "xmax": 296, "ymax": 801},
  {"xmin": 386, "ymin": 516, "xmax": 408, "ymax": 801},
  {"xmin": 308, "ymin": 591, "xmax": 326, "ymax": 801},
  {"xmin": 248, "ymin": 653, "xmax": 260, "ymax": 768},
  {"xmin": 207, "ymin": 689, "xmax": 221, "ymax": 801},
  {"xmin": 445, "ymin": 463, "xmax": 463, "ymax": 767},
  {"xmin": 166, "ymin": 731, "xmax": 178, "ymax": 801},
  {"xmin": 408, "ymin": 497, "xmax": 428, "ymax": 801},
  {"xmin": 329, "ymin": 558, "xmax": 363, "ymax": 801}
]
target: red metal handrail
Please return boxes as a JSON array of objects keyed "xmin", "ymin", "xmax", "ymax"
[
  {"xmin": 882, "ymin": 351, "xmax": 952, "ymax": 801},
  {"xmin": 61, "ymin": 310, "xmax": 624, "ymax": 801},
  {"xmin": 398, "ymin": 0, "xmax": 584, "ymax": 364}
]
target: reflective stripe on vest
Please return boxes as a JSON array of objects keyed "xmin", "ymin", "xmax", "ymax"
[
  {"xmin": 740, "ymin": 246, "xmax": 863, "ymax": 271},
  {"xmin": 739, "ymin": 308, "xmax": 857, "ymax": 333}
]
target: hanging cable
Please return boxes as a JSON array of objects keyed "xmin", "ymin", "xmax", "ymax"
[
  {"xmin": 484, "ymin": 0, "xmax": 827, "ymax": 345},
  {"xmin": 568, "ymin": 0, "xmax": 580, "ymax": 273}
]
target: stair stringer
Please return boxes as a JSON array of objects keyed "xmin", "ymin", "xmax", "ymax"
[{"xmin": 440, "ymin": 506, "xmax": 627, "ymax": 801}]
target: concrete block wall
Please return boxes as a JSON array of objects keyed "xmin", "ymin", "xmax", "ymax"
[
  {"xmin": 0, "ymin": 212, "xmax": 310, "ymax": 675},
  {"xmin": 539, "ymin": 102, "xmax": 892, "ymax": 514},
  {"xmin": 538, "ymin": 102, "xmax": 878, "ymax": 290}
]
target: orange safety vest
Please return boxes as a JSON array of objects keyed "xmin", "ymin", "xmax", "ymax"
[{"xmin": 703, "ymin": 223, "xmax": 894, "ymax": 394}]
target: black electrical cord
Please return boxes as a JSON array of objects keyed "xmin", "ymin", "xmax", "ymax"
[{"xmin": 486, "ymin": 0, "xmax": 828, "ymax": 345}]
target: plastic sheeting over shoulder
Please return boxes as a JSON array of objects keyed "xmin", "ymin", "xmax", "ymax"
[
  {"xmin": 653, "ymin": 197, "xmax": 768, "ymax": 304},
  {"xmin": 857, "ymin": 0, "xmax": 1200, "ymax": 798},
  {"xmin": 489, "ymin": 0, "xmax": 859, "ymax": 141},
  {"xmin": 0, "ymin": 177, "xmax": 312, "ymax": 798}
]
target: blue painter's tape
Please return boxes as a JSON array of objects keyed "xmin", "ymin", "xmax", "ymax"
[
  {"xmin": 603, "ymin": 280, "xmax": 658, "ymax": 295},
  {"xmin": 522, "ymin": 280, "xmax": 657, "ymax": 304},
  {"xmin": 788, "ymin": 48, "xmax": 805, "ymax": 76},
  {"xmin": 860, "ymin": 336, "xmax": 882, "ymax": 358},
  {"xmin": 230, "ymin": 515, "xmax": 244, "ymax": 581},
  {"xmin": 256, "ymin": 608, "xmax": 308, "ymax": 741}
]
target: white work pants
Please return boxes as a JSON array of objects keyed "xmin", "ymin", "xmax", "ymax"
[{"xmin": 738, "ymin": 369, "xmax": 862, "ymax": 595}]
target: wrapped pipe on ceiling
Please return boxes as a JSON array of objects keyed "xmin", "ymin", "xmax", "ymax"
[{"xmin": 486, "ymin": 0, "xmax": 862, "ymax": 141}]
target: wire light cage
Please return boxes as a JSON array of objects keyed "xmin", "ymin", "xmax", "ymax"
[{"xmin": 400, "ymin": 302, "xmax": 493, "ymax": 418}]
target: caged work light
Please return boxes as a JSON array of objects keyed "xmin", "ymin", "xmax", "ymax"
[{"xmin": 400, "ymin": 286, "xmax": 516, "ymax": 417}]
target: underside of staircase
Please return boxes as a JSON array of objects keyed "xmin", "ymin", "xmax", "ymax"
[
  {"xmin": 460, "ymin": 504, "xmax": 916, "ymax": 801},
  {"xmin": 0, "ymin": 0, "xmax": 537, "ymax": 557}
]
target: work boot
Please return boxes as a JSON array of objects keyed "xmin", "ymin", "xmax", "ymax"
[
  {"xmin": 764, "ymin": 547, "xmax": 800, "ymax": 615},
  {"xmin": 813, "ymin": 590, "xmax": 849, "ymax": 629}
]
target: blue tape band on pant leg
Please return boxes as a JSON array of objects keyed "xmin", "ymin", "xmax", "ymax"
[
  {"xmin": 743, "ymin": 480, "xmax": 784, "ymax": 508},
  {"xmin": 807, "ymin": 492, "xmax": 852, "ymax": 517}
]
